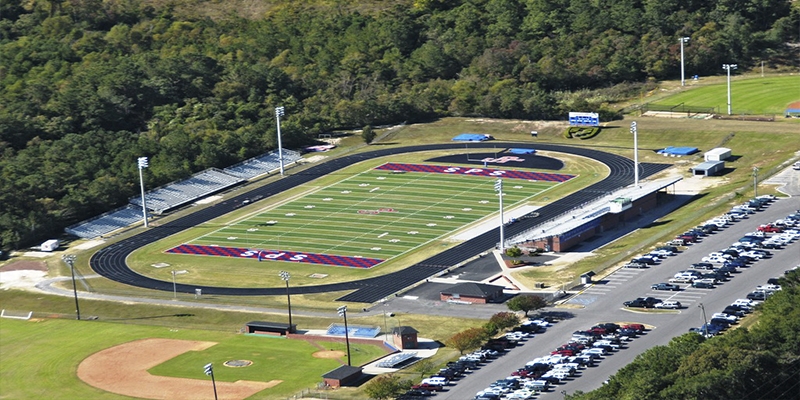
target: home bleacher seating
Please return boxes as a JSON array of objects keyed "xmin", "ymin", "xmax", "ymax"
[
  {"xmin": 224, "ymin": 149, "xmax": 302, "ymax": 180},
  {"xmin": 65, "ymin": 206, "xmax": 144, "ymax": 239}
]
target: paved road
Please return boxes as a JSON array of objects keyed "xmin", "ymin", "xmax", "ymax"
[
  {"xmin": 89, "ymin": 142, "xmax": 669, "ymax": 302},
  {"xmin": 438, "ymin": 196, "xmax": 800, "ymax": 399}
]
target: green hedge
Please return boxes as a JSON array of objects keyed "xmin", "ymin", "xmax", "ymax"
[{"xmin": 564, "ymin": 126, "xmax": 601, "ymax": 140}]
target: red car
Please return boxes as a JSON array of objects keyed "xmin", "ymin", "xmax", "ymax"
[
  {"xmin": 412, "ymin": 383, "xmax": 443, "ymax": 392},
  {"xmin": 622, "ymin": 323, "xmax": 645, "ymax": 332},
  {"xmin": 758, "ymin": 224, "xmax": 782, "ymax": 233}
]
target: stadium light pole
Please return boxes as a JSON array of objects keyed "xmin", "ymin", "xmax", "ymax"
[
  {"xmin": 699, "ymin": 303, "xmax": 709, "ymax": 338},
  {"xmin": 723, "ymin": 64, "xmax": 737, "ymax": 115},
  {"xmin": 753, "ymin": 167, "xmax": 759, "ymax": 197},
  {"xmin": 137, "ymin": 157, "xmax": 149, "ymax": 227},
  {"xmin": 203, "ymin": 363, "xmax": 218, "ymax": 400},
  {"xmin": 275, "ymin": 106, "xmax": 285, "ymax": 176},
  {"xmin": 679, "ymin": 37, "xmax": 690, "ymax": 86},
  {"xmin": 62, "ymin": 255, "xmax": 81, "ymax": 320},
  {"xmin": 381, "ymin": 297, "xmax": 389, "ymax": 342},
  {"xmin": 279, "ymin": 271, "xmax": 293, "ymax": 331},
  {"xmin": 171, "ymin": 270, "xmax": 177, "ymax": 299},
  {"xmin": 337, "ymin": 305, "xmax": 352, "ymax": 366},
  {"xmin": 495, "ymin": 179, "xmax": 504, "ymax": 250},
  {"xmin": 630, "ymin": 121, "xmax": 639, "ymax": 188}
]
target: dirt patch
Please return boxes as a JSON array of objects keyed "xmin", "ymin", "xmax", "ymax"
[
  {"xmin": 312, "ymin": 350, "xmax": 346, "ymax": 359},
  {"xmin": 77, "ymin": 338, "xmax": 279, "ymax": 400},
  {"xmin": 0, "ymin": 260, "xmax": 47, "ymax": 272}
]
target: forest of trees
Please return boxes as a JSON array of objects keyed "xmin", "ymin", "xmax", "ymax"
[{"xmin": 1, "ymin": 0, "xmax": 798, "ymax": 249}]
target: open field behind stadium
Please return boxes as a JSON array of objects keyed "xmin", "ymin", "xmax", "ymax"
[{"xmin": 647, "ymin": 74, "xmax": 800, "ymax": 115}]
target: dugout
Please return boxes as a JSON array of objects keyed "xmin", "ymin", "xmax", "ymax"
[
  {"xmin": 245, "ymin": 321, "xmax": 296, "ymax": 336},
  {"xmin": 322, "ymin": 365, "xmax": 363, "ymax": 388}
]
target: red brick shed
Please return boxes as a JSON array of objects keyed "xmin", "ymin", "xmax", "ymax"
[{"xmin": 322, "ymin": 365, "xmax": 363, "ymax": 388}]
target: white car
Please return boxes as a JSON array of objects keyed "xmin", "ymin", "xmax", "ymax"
[
  {"xmin": 756, "ymin": 284, "xmax": 781, "ymax": 291},
  {"xmin": 739, "ymin": 251, "xmax": 764, "ymax": 259},
  {"xmin": 756, "ymin": 194, "xmax": 776, "ymax": 202},
  {"xmin": 526, "ymin": 319, "xmax": 552, "ymax": 327},
  {"xmin": 701, "ymin": 256, "xmax": 729, "ymax": 263},
  {"xmin": 655, "ymin": 300, "xmax": 682, "ymax": 309},
  {"xmin": 711, "ymin": 313, "xmax": 738, "ymax": 323},
  {"xmin": 708, "ymin": 252, "xmax": 733, "ymax": 259},
  {"xmin": 582, "ymin": 347, "xmax": 607, "ymax": 356},
  {"xmin": 733, "ymin": 299, "xmax": 757, "ymax": 307}
]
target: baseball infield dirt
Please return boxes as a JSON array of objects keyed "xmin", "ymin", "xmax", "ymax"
[
  {"xmin": 311, "ymin": 350, "xmax": 346, "ymax": 359},
  {"xmin": 77, "ymin": 338, "xmax": 279, "ymax": 400}
]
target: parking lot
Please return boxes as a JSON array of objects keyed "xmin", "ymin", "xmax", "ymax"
[{"xmin": 435, "ymin": 196, "xmax": 799, "ymax": 399}]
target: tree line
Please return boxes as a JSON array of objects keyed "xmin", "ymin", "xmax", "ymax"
[{"xmin": 1, "ymin": 0, "xmax": 798, "ymax": 249}]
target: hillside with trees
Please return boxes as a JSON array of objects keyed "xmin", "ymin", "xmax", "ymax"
[{"xmin": 1, "ymin": 0, "xmax": 798, "ymax": 249}]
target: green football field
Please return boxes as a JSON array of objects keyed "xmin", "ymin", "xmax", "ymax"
[
  {"xmin": 650, "ymin": 75, "xmax": 800, "ymax": 115},
  {"xmin": 183, "ymin": 164, "xmax": 566, "ymax": 267}
]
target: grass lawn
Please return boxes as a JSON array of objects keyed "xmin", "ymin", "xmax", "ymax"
[
  {"xmin": 0, "ymin": 318, "xmax": 385, "ymax": 400},
  {"xmin": 648, "ymin": 75, "xmax": 800, "ymax": 115}
]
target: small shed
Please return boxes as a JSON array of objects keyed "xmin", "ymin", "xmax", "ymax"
[
  {"xmin": 322, "ymin": 365, "xmax": 363, "ymax": 388},
  {"xmin": 244, "ymin": 321, "xmax": 295, "ymax": 336},
  {"xmin": 391, "ymin": 326, "xmax": 419, "ymax": 350},
  {"xmin": 440, "ymin": 282, "xmax": 505, "ymax": 304},
  {"xmin": 580, "ymin": 271, "xmax": 596, "ymax": 284},
  {"xmin": 704, "ymin": 147, "xmax": 732, "ymax": 162},
  {"xmin": 691, "ymin": 161, "xmax": 725, "ymax": 177}
]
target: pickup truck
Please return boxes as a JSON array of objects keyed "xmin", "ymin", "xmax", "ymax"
[{"xmin": 651, "ymin": 283, "xmax": 681, "ymax": 291}]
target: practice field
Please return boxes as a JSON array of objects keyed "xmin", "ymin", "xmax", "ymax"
[
  {"xmin": 649, "ymin": 75, "xmax": 800, "ymax": 115},
  {"xmin": 168, "ymin": 162, "xmax": 573, "ymax": 268},
  {"xmin": 0, "ymin": 318, "xmax": 387, "ymax": 400}
]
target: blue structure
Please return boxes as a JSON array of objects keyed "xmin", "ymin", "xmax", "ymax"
[
  {"xmin": 508, "ymin": 148, "xmax": 536, "ymax": 154},
  {"xmin": 452, "ymin": 133, "xmax": 493, "ymax": 142},
  {"xmin": 657, "ymin": 146, "xmax": 699, "ymax": 156}
]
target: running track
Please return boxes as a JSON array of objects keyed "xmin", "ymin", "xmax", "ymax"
[{"xmin": 90, "ymin": 143, "xmax": 670, "ymax": 303}]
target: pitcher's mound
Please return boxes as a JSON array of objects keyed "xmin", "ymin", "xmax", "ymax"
[{"xmin": 312, "ymin": 350, "xmax": 346, "ymax": 359}]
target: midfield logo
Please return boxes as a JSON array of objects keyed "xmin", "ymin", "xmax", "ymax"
[{"xmin": 480, "ymin": 156, "xmax": 524, "ymax": 164}]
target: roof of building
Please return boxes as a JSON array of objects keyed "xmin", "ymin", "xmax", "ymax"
[
  {"xmin": 322, "ymin": 365, "xmax": 363, "ymax": 380},
  {"xmin": 440, "ymin": 282, "xmax": 505, "ymax": 297},
  {"xmin": 391, "ymin": 326, "xmax": 419, "ymax": 335},
  {"xmin": 509, "ymin": 176, "xmax": 683, "ymax": 243},
  {"xmin": 245, "ymin": 321, "xmax": 294, "ymax": 329},
  {"xmin": 705, "ymin": 147, "xmax": 731, "ymax": 155},
  {"xmin": 692, "ymin": 161, "xmax": 725, "ymax": 170}
]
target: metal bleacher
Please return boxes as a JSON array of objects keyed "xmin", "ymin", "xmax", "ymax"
[
  {"xmin": 224, "ymin": 149, "xmax": 302, "ymax": 180},
  {"xmin": 377, "ymin": 352, "xmax": 418, "ymax": 368},
  {"xmin": 325, "ymin": 323, "xmax": 382, "ymax": 338},
  {"xmin": 65, "ymin": 205, "xmax": 144, "ymax": 239},
  {"xmin": 65, "ymin": 149, "xmax": 302, "ymax": 239},
  {"xmin": 129, "ymin": 168, "xmax": 244, "ymax": 214}
]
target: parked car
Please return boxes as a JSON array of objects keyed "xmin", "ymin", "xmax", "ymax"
[
  {"xmin": 691, "ymin": 262, "xmax": 716, "ymax": 270},
  {"xmin": 692, "ymin": 280, "xmax": 715, "ymax": 289},
  {"xmin": 655, "ymin": 300, "xmax": 682, "ymax": 309},
  {"xmin": 746, "ymin": 291, "xmax": 768, "ymax": 300},
  {"xmin": 651, "ymin": 282, "xmax": 681, "ymax": 291},
  {"xmin": 631, "ymin": 256, "xmax": 658, "ymax": 265},
  {"xmin": 758, "ymin": 224, "xmax": 782, "ymax": 233},
  {"xmin": 623, "ymin": 299, "xmax": 649, "ymax": 308},
  {"xmin": 624, "ymin": 262, "xmax": 648, "ymax": 269}
]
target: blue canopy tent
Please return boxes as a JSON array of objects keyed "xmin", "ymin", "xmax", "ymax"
[{"xmin": 452, "ymin": 133, "xmax": 493, "ymax": 142}]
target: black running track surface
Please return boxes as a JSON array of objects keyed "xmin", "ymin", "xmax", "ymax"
[{"xmin": 90, "ymin": 143, "xmax": 670, "ymax": 303}]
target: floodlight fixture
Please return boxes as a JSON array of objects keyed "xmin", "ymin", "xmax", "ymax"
[
  {"xmin": 630, "ymin": 121, "xmax": 639, "ymax": 187},
  {"xmin": 279, "ymin": 270, "xmax": 293, "ymax": 330},
  {"xmin": 495, "ymin": 179, "xmax": 504, "ymax": 250},
  {"xmin": 337, "ymin": 305, "xmax": 352, "ymax": 365},
  {"xmin": 722, "ymin": 64, "xmax": 738, "ymax": 115},
  {"xmin": 137, "ymin": 157, "xmax": 149, "ymax": 227},
  {"xmin": 679, "ymin": 37, "xmax": 690, "ymax": 86},
  {"xmin": 275, "ymin": 106, "xmax": 285, "ymax": 176},
  {"xmin": 62, "ymin": 255, "xmax": 81, "ymax": 320}
]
